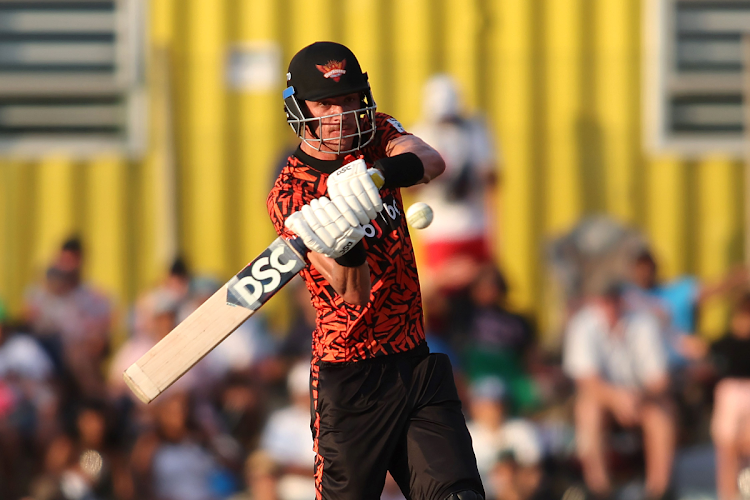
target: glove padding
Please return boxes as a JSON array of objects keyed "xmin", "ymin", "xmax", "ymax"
[
  {"xmin": 285, "ymin": 196, "xmax": 365, "ymax": 259},
  {"xmin": 327, "ymin": 158, "xmax": 383, "ymax": 225}
]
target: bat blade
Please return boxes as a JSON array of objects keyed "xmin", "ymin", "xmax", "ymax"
[{"xmin": 123, "ymin": 237, "xmax": 307, "ymax": 403}]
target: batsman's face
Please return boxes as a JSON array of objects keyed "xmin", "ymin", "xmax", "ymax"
[{"xmin": 305, "ymin": 93, "xmax": 361, "ymax": 153}]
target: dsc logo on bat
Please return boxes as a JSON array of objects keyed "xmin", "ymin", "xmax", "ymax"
[{"xmin": 228, "ymin": 242, "xmax": 303, "ymax": 310}]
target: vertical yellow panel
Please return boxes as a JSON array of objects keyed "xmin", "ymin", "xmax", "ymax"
[
  {"xmin": 595, "ymin": 0, "xmax": 638, "ymax": 222},
  {"xmin": 1, "ymin": 160, "xmax": 35, "ymax": 315},
  {"xmin": 697, "ymin": 158, "xmax": 739, "ymax": 338},
  {"xmin": 444, "ymin": 0, "xmax": 481, "ymax": 111},
  {"xmin": 183, "ymin": 0, "xmax": 228, "ymax": 276},
  {"xmin": 342, "ymin": 0, "xmax": 386, "ymax": 105},
  {"xmin": 496, "ymin": 0, "xmax": 535, "ymax": 310},
  {"xmin": 85, "ymin": 156, "xmax": 127, "ymax": 305},
  {"xmin": 645, "ymin": 157, "xmax": 686, "ymax": 278},
  {"xmin": 235, "ymin": 2, "xmax": 283, "ymax": 263},
  {"xmin": 34, "ymin": 156, "xmax": 78, "ymax": 267},
  {"xmin": 545, "ymin": 0, "xmax": 582, "ymax": 232},
  {"xmin": 136, "ymin": 155, "xmax": 159, "ymax": 291},
  {"xmin": 288, "ymin": 0, "xmax": 335, "ymax": 51},
  {"xmin": 139, "ymin": 45, "xmax": 180, "ymax": 291},
  {"xmin": 392, "ymin": 0, "xmax": 433, "ymax": 124},
  {"xmin": 151, "ymin": 0, "xmax": 176, "ymax": 45},
  {"xmin": 0, "ymin": 161, "xmax": 8, "ymax": 311}
]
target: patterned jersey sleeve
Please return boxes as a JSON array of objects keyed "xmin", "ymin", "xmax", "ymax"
[
  {"xmin": 267, "ymin": 158, "xmax": 330, "ymax": 241},
  {"xmin": 267, "ymin": 169, "xmax": 304, "ymax": 241},
  {"xmin": 365, "ymin": 112, "xmax": 412, "ymax": 159}
]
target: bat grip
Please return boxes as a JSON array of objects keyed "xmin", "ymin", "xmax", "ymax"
[{"xmin": 287, "ymin": 236, "xmax": 309, "ymax": 257}]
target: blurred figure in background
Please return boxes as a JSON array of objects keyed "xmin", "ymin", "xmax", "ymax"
[
  {"xmin": 277, "ymin": 278, "xmax": 317, "ymax": 362},
  {"xmin": 466, "ymin": 377, "xmax": 544, "ymax": 500},
  {"xmin": 32, "ymin": 399, "xmax": 131, "ymax": 500},
  {"xmin": 626, "ymin": 248, "xmax": 748, "ymax": 445},
  {"xmin": 229, "ymin": 450, "xmax": 280, "ymax": 500},
  {"xmin": 563, "ymin": 284, "xmax": 675, "ymax": 499},
  {"xmin": 259, "ymin": 360, "xmax": 314, "ymax": 500},
  {"xmin": 411, "ymin": 74, "xmax": 499, "ymax": 292},
  {"xmin": 23, "ymin": 237, "xmax": 112, "ymax": 400},
  {"xmin": 456, "ymin": 265, "xmax": 543, "ymax": 415},
  {"xmin": 0, "ymin": 304, "xmax": 58, "ymax": 499},
  {"xmin": 709, "ymin": 293, "xmax": 750, "ymax": 500},
  {"xmin": 130, "ymin": 391, "xmax": 231, "ymax": 500},
  {"xmin": 627, "ymin": 248, "xmax": 748, "ymax": 365},
  {"xmin": 487, "ymin": 451, "xmax": 549, "ymax": 500}
]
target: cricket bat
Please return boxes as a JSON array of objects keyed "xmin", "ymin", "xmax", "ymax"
[{"xmin": 124, "ymin": 170, "xmax": 384, "ymax": 404}]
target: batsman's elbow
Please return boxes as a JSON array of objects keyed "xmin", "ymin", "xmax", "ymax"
[{"xmin": 420, "ymin": 147, "xmax": 446, "ymax": 183}]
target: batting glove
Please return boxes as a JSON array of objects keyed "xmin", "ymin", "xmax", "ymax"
[
  {"xmin": 327, "ymin": 158, "xmax": 383, "ymax": 225},
  {"xmin": 285, "ymin": 196, "xmax": 365, "ymax": 259}
]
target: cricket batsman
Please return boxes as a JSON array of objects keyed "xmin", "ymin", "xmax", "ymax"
[{"xmin": 267, "ymin": 41, "xmax": 485, "ymax": 500}]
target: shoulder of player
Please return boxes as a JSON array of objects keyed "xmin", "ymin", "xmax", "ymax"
[
  {"xmin": 269, "ymin": 161, "xmax": 323, "ymax": 194},
  {"xmin": 374, "ymin": 112, "xmax": 408, "ymax": 133}
]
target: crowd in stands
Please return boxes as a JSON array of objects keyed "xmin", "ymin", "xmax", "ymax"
[{"xmin": 5, "ymin": 227, "xmax": 749, "ymax": 500}]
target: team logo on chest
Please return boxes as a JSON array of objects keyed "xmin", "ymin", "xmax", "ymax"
[{"xmin": 316, "ymin": 59, "xmax": 347, "ymax": 82}]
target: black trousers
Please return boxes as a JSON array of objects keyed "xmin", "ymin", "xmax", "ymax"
[{"xmin": 312, "ymin": 344, "xmax": 484, "ymax": 500}]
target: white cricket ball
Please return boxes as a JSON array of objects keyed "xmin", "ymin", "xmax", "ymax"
[{"xmin": 406, "ymin": 202, "xmax": 434, "ymax": 229}]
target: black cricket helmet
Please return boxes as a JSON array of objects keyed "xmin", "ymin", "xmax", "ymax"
[{"xmin": 283, "ymin": 41, "xmax": 377, "ymax": 154}]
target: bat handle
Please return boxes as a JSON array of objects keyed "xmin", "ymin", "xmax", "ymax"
[{"xmin": 287, "ymin": 236, "xmax": 309, "ymax": 257}]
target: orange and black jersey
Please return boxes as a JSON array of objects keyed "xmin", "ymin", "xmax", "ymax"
[{"xmin": 267, "ymin": 112, "xmax": 426, "ymax": 363}]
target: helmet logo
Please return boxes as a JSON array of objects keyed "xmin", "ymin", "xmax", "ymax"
[{"xmin": 316, "ymin": 59, "xmax": 347, "ymax": 82}]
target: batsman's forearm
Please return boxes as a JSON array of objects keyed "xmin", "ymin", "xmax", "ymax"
[{"xmin": 308, "ymin": 252, "xmax": 371, "ymax": 305}]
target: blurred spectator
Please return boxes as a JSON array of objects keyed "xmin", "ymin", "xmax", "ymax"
[
  {"xmin": 626, "ymin": 248, "xmax": 748, "ymax": 364},
  {"xmin": 410, "ymin": 74, "xmax": 499, "ymax": 291},
  {"xmin": 130, "ymin": 391, "xmax": 231, "ymax": 500},
  {"xmin": 546, "ymin": 217, "xmax": 646, "ymax": 338},
  {"xmin": 23, "ymin": 237, "xmax": 112, "ymax": 399},
  {"xmin": 466, "ymin": 377, "xmax": 544, "ymax": 499},
  {"xmin": 228, "ymin": 450, "xmax": 280, "ymax": 500},
  {"xmin": 709, "ymin": 293, "xmax": 750, "ymax": 500},
  {"xmin": 132, "ymin": 257, "xmax": 191, "ymax": 339},
  {"xmin": 259, "ymin": 360, "xmax": 314, "ymax": 500},
  {"xmin": 0, "ymin": 308, "xmax": 58, "ymax": 498},
  {"xmin": 487, "ymin": 451, "xmax": 550, "ymax": 500},
  {"xmin": 215, "ymin": 373, "xmax": 268, "ymax": 457},
  {"xmin": 31, "ymin": 399, "xmax": 131, "ymax": 500},
  {"xmin": 278, "ymin": 278, "xmax": 316, "ymax": 361},
  {"xmin": 563, "ymin": 284, "xmax": 675, "ymax": 499},
  {"xmin": 456, "ymin": 265, "xmax": 543, "ymax": 414}
]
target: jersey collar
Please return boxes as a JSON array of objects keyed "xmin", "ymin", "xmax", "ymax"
[{"xmin": 293, "ymin": 145, "xmax": 345, "ymax": 174}]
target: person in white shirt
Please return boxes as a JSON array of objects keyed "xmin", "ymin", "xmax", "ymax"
[
  {"xmin": 410, "ymin": 74, "xmax": 499, "ymax": 291},
  {"xmin": 466, "ymin": 377, "xmax": 543, "ymax": 499},
  {"xmin": 563, "ymin": 284, "xmax": 675, "ymax": 499}
]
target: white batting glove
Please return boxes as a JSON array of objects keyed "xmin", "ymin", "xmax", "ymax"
[
  {"xmin": 285, "ymin": 196, "xmax": 365, "ymax": 258},
  {"xmin": 327, "ymin": 159, "xmax": 383, "ymax": 225}
]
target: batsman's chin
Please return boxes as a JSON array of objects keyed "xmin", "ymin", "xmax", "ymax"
[{"xmin": 319, "ymin": 140, "xmax": 353, "ymax": 153}]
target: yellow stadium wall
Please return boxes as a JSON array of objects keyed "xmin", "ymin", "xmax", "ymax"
[{"xmin": 0, "ymin": 0, "xmax": 745, "ymax": 339}]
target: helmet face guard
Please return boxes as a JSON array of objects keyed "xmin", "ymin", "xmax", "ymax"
[{"xmin": 283, "ymin": 85, "xmax": 377, "ymax": 155}]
